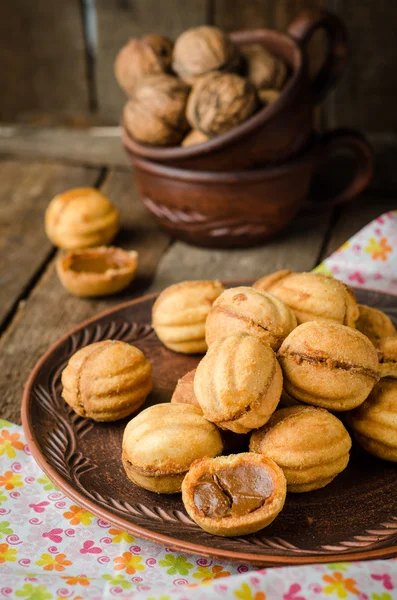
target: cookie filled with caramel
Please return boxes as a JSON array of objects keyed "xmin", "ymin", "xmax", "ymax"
[
  {"xmin": 356, "ymin": 304, "xmax": 396, "ymax": 345},
  {"xmin": 182, "ymin": 453, "xmax": 286, "ymax": 536},
  {"xmin": 377, "ymin": 336, "xmax": 397, "ymax": 378}
]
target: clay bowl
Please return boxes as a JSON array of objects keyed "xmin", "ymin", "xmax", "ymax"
[
  {"xmin": 131, "ymin": 129, "xmax": 373, "ymax": 248},
  {"xmin": 122, "ymin": 9, "xmax": 348, "ymax": 171}
]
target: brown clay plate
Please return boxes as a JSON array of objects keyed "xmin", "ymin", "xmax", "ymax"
[{"xmin": 22, "ymin": 284, "xmax": 397, "ymax": 567}]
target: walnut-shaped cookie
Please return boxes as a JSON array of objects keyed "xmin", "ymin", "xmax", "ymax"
[
  {"xmin": 62, "ymin": 340, "xmax": 152, "ymax": 421},
  {"xmin": 182, "ymin": 453, "xmax": 286, "ymax": 536},
  {"xmin": 278, "ymin": 322, "xmax": 380, "ymax": 411},
  {"xmin": 356, "ymin": 305, "xmax": 396, "ymax": 345},
  {"xmin": 253, "ymin": 271, "xmax": 359, "ymax": 327},
  {"xmin": 250, "ymin": 406, "xmax": 351, "ymax": 492},
  {"xmin": 349, "ymin": 378, "xmax": 397, "ymax": 461},
  {"xmin": 205, "ymin": 286, "xmax": 297, "ymax": 351},
  {"xmin": 152, "ymin": 280, "xmax": 224, "ymax": 354},
  {"xmin": 194, "ymin": 332, "xmax": 282, "ymax": 433},
  {"xmin": 377, "ymin": 336, "xmax": 397, "ymax": 378},
  {"xmin": 122, "ymin": 404, "xmax": 223, "ymax": 493}
]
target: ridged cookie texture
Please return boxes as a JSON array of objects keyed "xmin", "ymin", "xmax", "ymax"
[
  {"xmin": 278, "ymin": 322, "xmax": 380, "ymax": 411},
  {"xmin": 194, "ymin": 332, "xmax": 282, "ymax": 433},
  {"xmin": 61, "ymin": 340, "xmax": 152, "ymax": 421},
  {"xmin": 349, "ymin": 378, "xmax": 397, "ymax": 461},
  {"xmin": 356, "ymin": 304, "xmax": 396, "ymax": 345},
  {"xmin": 250, "ymin": 406, "xmax": 351, "ymax": 492},
  {"xmin": 122, "ymin": 404, "xmax": 223, "ymax": 493},
  {"xmin": 182, "ymin": 453, "xmax": 286, "ymax": 537},
  {"xmin": 377, "ymin": 336, "xmax": 397, "ymax": 378},
  {"xmin": 205, "ymin": 286, "xmax": 297, "ymax": 350},
  {"xmin": 253, "ymin": 271, "xmax": 359, "ymax": 327},
  {"xmin": 152, "ymin": 280, "xmax": 224, "ymax": 354}
]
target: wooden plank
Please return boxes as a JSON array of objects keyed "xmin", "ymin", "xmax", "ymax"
[
  {"xmin": 0, "ymin": 169, "xmax": 170, "ymax": 424},
  {"xmin": 320, "ymin": 191, "xmax": 397, "ymax": 258},
  {"xmin": 95, "ymin": 0, "xmax": 210, "ymax": 124},
  {"xmin": 0, "ymin": 161, "xmax": 99, "ymax": 331},
  {"xmin": 0, "ymin": 0, "xmax": 89, "ymax": 122},
  {"xmin": 325, "ymin": 0, "xmax": 397, "ymax": 135},
  {"xmin": 150, "ymin": 209, "xmax": 333, "ymax": 292},
  {"xmin": 0, "ymin": 126, "xmax": 129, "ymax": 169}
]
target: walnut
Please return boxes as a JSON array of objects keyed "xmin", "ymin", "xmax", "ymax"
[
  {"xmin": 186, "ymin": 72, "xmax": 258, "ymax": 136},
  {"xmin": 242, "ymin": 44, "xmax": 287, "ymax": 91},
  {"xmin": 172, "ymin": 26, "xmax": 239, "ymax": 84},
  {"xmin": 181, "ymin": 129, "xmax": 209, "ymax": 147},
  {"xmin": 114, "ymin": 33, "xmax": 173, "ymax": 96},
  {"xmin": 123, "ymin": 74, "xmax": 190, "ymax": 145}
]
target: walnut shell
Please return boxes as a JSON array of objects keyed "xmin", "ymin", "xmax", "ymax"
[
  {"xmin": 45, "ymin": 187, "xmax": 119, "ymax": 250},
  {"xmin": 62, "ymin": 340, "xmax": 152, "ymax": 421},
  {"xmin": 114, "ymin": 34, "xmax": 173, "ymax": 96},
  {"xmin": 186, "ymin": 72, "xmax": 258, "ymax": 136},
  {"xmin": 123, "ymin": 74, "xmax": 190, "ymax": 145},
  {"xmin": 173, "ymin": 26, "xmax": 239, "ymax": 84},
  {"xmin": 242, "ymin": 44, "xmax": 287, "ymax": 90}
]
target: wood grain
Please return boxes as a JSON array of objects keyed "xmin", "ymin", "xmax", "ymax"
[
  {"xmin": 0, "ymin": 169, "xmax": 169, "ymax": 424},
  {"xmin": 0, "ymin": 0, "xmax": 89, "ymax": 122},
  {"xmin": 95, "ymin": 0, "xmax": 210, "ymax": 124},
  {"xmin": 0, "ymin": 161, "xmax": 99, "ymax": 331}
]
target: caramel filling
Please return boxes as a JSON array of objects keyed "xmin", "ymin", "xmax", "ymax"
[
  {"xmin": 193, "ymin": 464, "xmax": 273, "ymax": 518},
  {"xmin": 281, "ymin": 350, "xmax": 379, "ymax": 380}
]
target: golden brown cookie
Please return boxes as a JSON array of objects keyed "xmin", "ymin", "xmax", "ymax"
[
  {"xmin": 194, "ymin": 332, "xmax": 282, "ymax": 433},
  {"xmin": 62, "ymin": 340, "xmax": 152, "ymax": 421},
  {"xmin": 278, "ymin": 322, "xmax": 380, "ymax": 411},
  {"xmin": 349, "ymin": 378, "xmax": 397, "ymax": 461},
  {"xmin": 122, "ymin": 404, "xmax": 223, "ymax": 493},
  {"xmin": 170, "ymin": 369, "xmax": 199, "ymax": 407},
  {"xmin": 205, "ymin": 286, "xmax": 297, "ymax": 351},
  {"xmin": 152, "ymin": 280, "xmax": 224, "ymax": 354},
  {"xmin": 377, "ymin": 336, "xmax": 397, "ymax": 378},
  {"xmin": 182, "ymin": 453, "xmax": 286, "ymax": 536},
  {"xmin": 253, "ymin": 271, "xmax": 359, "ymax": 327},
  {"xmin": 356, "ymin": 304, "xmax": 396, "ymax": 345},
  {"xmin": 250, "ymin": 406, "xmax": 351, "ymax": 492}
]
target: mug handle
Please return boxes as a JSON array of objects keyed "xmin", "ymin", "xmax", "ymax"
[
  {"xmin": 305, "ymin": 129, "xmax": 374, "ymax": 209},
  {"xmin": 287, "ymin": 9, "xmax": 349, "ymax": 104}
]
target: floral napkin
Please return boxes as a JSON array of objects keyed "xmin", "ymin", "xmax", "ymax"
[{"xmin": 1, "ymin": 211, "xmax": 397, "ymax": 600}]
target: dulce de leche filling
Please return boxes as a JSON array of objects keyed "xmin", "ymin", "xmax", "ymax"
[{"xmin": 193, "ymin": 464, "xmax": 274, "ymax": 518}]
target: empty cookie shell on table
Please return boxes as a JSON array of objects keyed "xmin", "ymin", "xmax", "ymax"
[
  {"xmin": 349, "ymin": 378, "xmax": 397, "ymax": 461},
  {"xmin": 356, "ymin": 304, "xmax": 396, "ymax": 345},
  {"xmin": 122, "ymin": 403, "xmax": 223, "ymax": 494},
  {"xmin": 182, "ymin": 453, "xmax": 286, "ymax": 536},
  {"xmin": 250, "ymin": 406, "xmax": 352, "ymax": 492},
  {"xmin": 56, "ymin": 246, "xmax": 138, "ymax": 297},
  {"xmin": 377, "ymin": 336, "xmax": 397, "ymax": 378},
  {"xmin": 253, "ymin": 271, "xmax": 359, "ymax": 327},
  {"xmin": 278, "ymin": 321, "xmax": 380, "ymax": 411}
]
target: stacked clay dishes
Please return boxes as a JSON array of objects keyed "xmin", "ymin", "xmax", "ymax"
[{"xmin": 59, "ymin": 273, "xmax": 396, "ymax": 538}]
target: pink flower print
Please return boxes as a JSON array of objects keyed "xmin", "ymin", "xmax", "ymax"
[
  {"xmin": 29, "ymin": 501, "xmax": 49, "ymax": 514},
  {"xmin": 284, "ymin": 583, "xmax": 305, "ymax": 600},
  {"xmin": 376, "ymin": 216, "xmax": 385, "ymax": 224},
  {"xmin": 371, "ymin": 574, "xmax": 394, "ymax": 590},
  {"xmin": 348, "ymin": 271, "xmax": 366, "ymax": 285},
  {"xmin": 80, "ymin": 540, "xmax": 101, "ymax": 554},
  {"xmin": 373, "ymin": 272, "xmax": 383, "ymax": 280},
  {"xmin": 374, "ymin": 228, "xmax": 382, "ymax": 236},
  {"xmin": 42, "ymin": 528, "xmax": 63, "ymax": 543},
  {"xmin": 352, "ymin": 244, "xmax": 362, "ymax": 254}
]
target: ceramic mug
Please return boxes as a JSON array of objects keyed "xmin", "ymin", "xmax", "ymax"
[
  {"xmin": 122, "ymin": 9, "xmax": 349, "ymax": 171},
  {"xmin": 130, "ymin": 129, "xmax": 373, "ymax": 248}
]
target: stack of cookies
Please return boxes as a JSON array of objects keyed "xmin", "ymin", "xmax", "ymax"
[{"xmin": 60, "ymin": 272, "xmax": 397, "ymax": 537}]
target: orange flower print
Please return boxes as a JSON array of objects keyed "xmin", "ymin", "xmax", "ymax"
[
  {"xmin": 0, "ymin": 470, "xmax": 23, "ymax": 490},
  {"xmin": 63, "ymin": 505, "xmax": 93, "ymax": 526},
  {"xmin": 0, "ymin": 543, "xmax": 17, "ymax": 563},
  {"xmin": 193, "ymin": 565, "xmax": 231, "ymax": 582},
  {"xmin": 234, "ymin": 582, "xmax": 266, "ymax": 600},
  {"xmin": 61, "ymin": 575, "xmax": 91, "ymax": 586},
  {"xmin": 114, "ymin": 552, "xmax": 144, "ymax": 575},
  {"xmin": 0, "ymin": 430, "xmax": 24, "ymax": 458},
  {"xmin": 365, "ymin": 237, "xmax": 393, "ymax": 261},
  {"xmin": 323, "ymin": 571, "xmax": 359, "ymax": 598},
  {"xmin": 36, "ymin": 552, "xmax": 72, "ymax": 572},
  {"xmin": 108, "ymin": 528, "xmax": 134, "ymax": 544}
]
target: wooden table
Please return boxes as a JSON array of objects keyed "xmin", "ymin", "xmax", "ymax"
[{"xmin": 0, "ymin": 135, "xmax": 395, "ymax": 424}]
